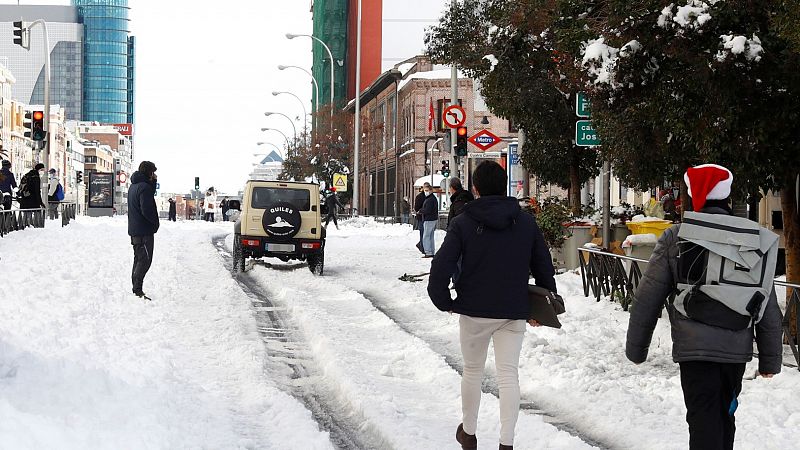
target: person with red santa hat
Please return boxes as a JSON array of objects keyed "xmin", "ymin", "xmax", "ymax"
[{"xmin": 626, "ymin": 164, "xmax": 783, "ymax": 450}]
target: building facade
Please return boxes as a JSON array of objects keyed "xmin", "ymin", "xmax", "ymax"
[
  {"xmin": 73, "ymin": 0, "xmax": 134, "ymax": 124},
  {"xmin": 0, "ymin": 6, "xmax": 83, "ymax": 121}
]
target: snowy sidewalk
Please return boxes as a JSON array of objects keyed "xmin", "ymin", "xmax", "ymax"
[
  {"xmin": 313, "ymin": 218, "xmax": 800, "ymax": 449},
  {"xmin": 0, "ymin": 217, "xmax": 332, "ymax": 449}
]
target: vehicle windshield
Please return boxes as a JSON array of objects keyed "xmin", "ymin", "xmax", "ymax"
[{"xmin": 251, "ymin": 187, "xmax": 311, "ymax": 211}]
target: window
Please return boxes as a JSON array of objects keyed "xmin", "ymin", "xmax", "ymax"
[{"xmin": 251, "ymin": 188, "xmax": 311, "ymax": 211}]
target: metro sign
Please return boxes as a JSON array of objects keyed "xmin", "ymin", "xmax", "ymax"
[{"xmin": 468, "ymin": 129, "xmax": 502, "ymax": 151}]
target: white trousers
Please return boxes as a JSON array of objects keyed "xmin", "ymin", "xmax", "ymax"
[{"xmin": 459, "ymin": 315, "xmax": 526, "ymax": 446}]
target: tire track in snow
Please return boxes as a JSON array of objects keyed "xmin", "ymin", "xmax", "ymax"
[
  {"xmin": 348, "ymin": 286, "xmax": 611, "ymax": 450},
  {"xmin": 213, "ymin": 236, "xmax": 392, "ymax": 450}
]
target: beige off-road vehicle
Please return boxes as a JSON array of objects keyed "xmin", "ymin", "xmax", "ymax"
[{"xmin": 233, "ymin": 180, "xmax": 325, "ymax": 275}]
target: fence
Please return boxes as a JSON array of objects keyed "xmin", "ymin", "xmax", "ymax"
[
  {"xmin": 59, "ymin": 202, "xmax": 77, "ymax": 227},
  {"xmin": 0, "ymin": 207, "xmax": 46, "ymax": 237},
  {"xmin": 577, "ymin": 247, "xmax": 800, "ymax": 370}
]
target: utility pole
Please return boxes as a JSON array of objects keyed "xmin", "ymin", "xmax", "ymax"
[
  {"xmin": 352, "ymin": 0, "xmax": 363, "ymax": 215},
  {"xmin": 602, "ymin": 161, "xmax": 611, "ymax": 248},
  {"xmin": 450, "ymin": 0, "xmax": 459, "ymax": 180}
]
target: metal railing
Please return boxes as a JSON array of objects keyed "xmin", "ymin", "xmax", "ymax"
[
  {"xmin": 59, "ymin": 202, "xmax": 77, "ymax": 227},
  {"xmin": 0, "ymin": 207, "xmax": 46, "ymax": 237},
  {"xmin": 578, "ymin": 247, "xmax": 800, "ymax": 370}
]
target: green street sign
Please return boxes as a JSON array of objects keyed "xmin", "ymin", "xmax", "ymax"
[
  {"xmin": 576, "ymin": 92, "xmax": 591, "ymax": 118},
  {"xmin": 576, "ymin": 120, "xmax": 601, "ymax": 147}
]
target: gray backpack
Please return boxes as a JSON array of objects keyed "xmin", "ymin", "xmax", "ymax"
[{"xmin": 673, "ymin": 211, "xmax": 779, "ymax": 330}]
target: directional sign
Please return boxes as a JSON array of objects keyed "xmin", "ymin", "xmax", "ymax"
[
  {"xmin": 575, "ymin": 120, "xmax": 601, "ymax": 147},
  {"xmin": 576, "ymin": 92, "xmax": 591, "ymax": 118},
  {"xmin": 333, "ymin": 173, "xmax": 348, "ymax": 192},
  {"xmin": 468, "ymin": 129, "xmax": 502, "ymax": 151},
  {"xmin": 443, "ymin": 105, "xmax": 466, "ymax": 129}
]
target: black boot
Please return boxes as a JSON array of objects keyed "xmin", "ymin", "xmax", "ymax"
[
  {"xmin": 456, "ymin": 424, "xmax": 477, "ymax": 450},
  {"xmin": 499, "ymin": 444, "xmax": 513, "ymax": 450}
]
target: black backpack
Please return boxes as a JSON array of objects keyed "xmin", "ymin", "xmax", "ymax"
[{"xmin": 16, "ymin": 171, "xmax": 34, "ymax": 201}]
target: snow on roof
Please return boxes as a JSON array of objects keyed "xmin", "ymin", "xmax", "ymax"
[
  {"xmin": 398, "ymin": 69, "xmax": 467, "ymax": 91},
  {"xmin": 396, "ymin": 62, "xmax": 417, "ymax": 76}
]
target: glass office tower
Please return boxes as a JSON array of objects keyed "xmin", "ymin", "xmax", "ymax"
[{"xmin": 73, "ymin": 0, "xmax": 133, "ymax": 124}]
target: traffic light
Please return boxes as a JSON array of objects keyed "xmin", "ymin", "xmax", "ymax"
[
  {"xmin": 76, "ymin": 170, "xmax": 83, "ymax": 184},
  {"xmin": 455, "ymin": 127, "xmax": 468, "ymax": 157},
  {"xmin": 12, "ymin": 20, "xmax": 29, "ymax": 49},
  {"xmin": 194, "ymin": 177, "xmax": 200, "ymax": 190},
  {"xmin": 441, "ymin": 160, "xmax": 450, "ymax": 177},
  {"xmin": 23, "ymin": 111, "xmax": 33, "ymax": 139},
  {"xmin": 31, "ymin": 110, "xmax": 45, "ymax": 141}
]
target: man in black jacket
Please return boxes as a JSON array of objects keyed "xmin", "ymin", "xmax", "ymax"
[
  {"xmin": 0, "ymin": 159, "xmax": 17, "ymax": 210},
  {"xmin": 626, "ymin": 164, "xmax": 782, "ymax": 450},
  {"xmin": 428, "ymin": 161, "xmax": 556, "ymax": 450},
  {"xmin": 17, "ymin": 163, "xmax": 46, "ymax": 210},
  {"xmin": 447, "ymin": 177, "xmax": 473, "ymax": 225},
  {"xmin": 413, "ymin": 183, "xmax": 430, "ymax": 254},
  {"xmin": 128, "ymin": 161, "xmax": 160, "ymax": 300}
]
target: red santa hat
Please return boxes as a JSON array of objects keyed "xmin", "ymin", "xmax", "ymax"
[{"xmin": 683, "ymin": 164, "xmax": 733, "ymax": 211}]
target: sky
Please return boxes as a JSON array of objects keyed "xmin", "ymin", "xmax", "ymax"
[{"xmin": 3, "ymin": 0, "xmax": 450, "ymax": 195}]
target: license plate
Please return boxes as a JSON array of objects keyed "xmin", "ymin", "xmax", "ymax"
[{"xmin": 266, "ymin": 243, "xmax": 295, "ymax": 253}]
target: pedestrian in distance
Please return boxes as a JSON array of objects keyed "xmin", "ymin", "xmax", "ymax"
[
  {"xmin": 220, "ymin": 198, "xmax": 229, "ymax": 222},
  {"xmin": 204, "ymin": 187, "xmax": 217, "ymax": 222},
  {"xmin": 168, "ymin": 198, "xmax": 177, "ymax": 222},
  {"xmin": 401, "ymin": 196, "xmax": 411, "ymax": 224},
  {"xmin": 428, "ymin": 160, "xmax": 556, "ymax": 450},
  {"xmin": 17, "ymin": 163, "xmax": 46, "ymax": 211},
  {"xmin": 420, "ymin": 183, "xmax": 439, "ymax": 258},
  {"xmin": 447, "ymin": 177, "xmax": 474, "ymax": 226},
  {"xmin": 128, "ymin": 161, "xmax": 160, "ymax": 300},
  {"xmin": 414, "ymin": 183, "xmax": 430, "ymax": 254},
  {"xmin": 0, "ymin": 159, "xmax": 17, "ymax": 211},
  {"xmin": 324, "ymin": 189, "xmax": 345, "ymax": 230},
  {"xmin": 46, "ymin": 169, "xmax": 63, "ymax": 220},
  {"xmin": 626, "ymin": 164, "xmax": 782, "ymax": 450}
]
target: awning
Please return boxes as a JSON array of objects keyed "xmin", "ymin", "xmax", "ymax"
[{"xmin": 414, "ymin": 174, "xmax": 445, "ymax": 188}]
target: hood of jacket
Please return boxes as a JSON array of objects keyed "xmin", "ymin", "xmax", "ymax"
[
  {"xmin": 131, "ymin": 171, "xmax": 150, "ymax": 185},
  {"xmin": 450, "ymin": 189, "xmax": 473, "ymax": 203},
  {"xmin": 463, "ymin": 196, "xmax": 521, "ymax": 230}
]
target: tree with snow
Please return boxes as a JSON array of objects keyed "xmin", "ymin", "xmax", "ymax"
[
  {"xmin": 425, "ymin": 0, "xmax": 601, "ymax": 214},
  {"xmin": 579, "ymin": 0, "xmax": 800, "ymax": 335}
]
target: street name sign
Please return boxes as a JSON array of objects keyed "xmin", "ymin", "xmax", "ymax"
[
  {"xmin": 468, "ymin": 129, "xmax": 502, "ymax": 151},
  {"xmin": 575, "ymin": 120, "xmax": 601, "ymax": 147},
  {"xmin": 576, "ymin": 92, "xmax": 591, "ymax": 118}
]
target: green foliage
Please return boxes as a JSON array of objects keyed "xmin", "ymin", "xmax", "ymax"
[
  {"xmin": 525, "ymin": 196, "xmax": 572, "ymax": 249},
  {"xmin": 425, "ymin": 0, "xmax": 600, "ymax": 197}
]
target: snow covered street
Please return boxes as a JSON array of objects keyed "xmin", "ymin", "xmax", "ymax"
[{"xmin": 1, "ymin": 217, "xmax": 798, "ymax": 449}]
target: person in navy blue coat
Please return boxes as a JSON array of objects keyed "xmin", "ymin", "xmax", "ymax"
[
  {"xmin": 127, "ymin": 161, "xmax": 160, "ymax": 300},
  {"xmin": 427, "ymin": 161, "xmax": 556, "ymax": 449}
]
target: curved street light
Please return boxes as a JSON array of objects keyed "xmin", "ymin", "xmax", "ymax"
[
  {"xmin": 272, "ymin": 91, "xmax": 308, "ymax": 142},
  {"xmin": 260, "ymin": 127, "xmax": 291, "ymax": 157},
  {"xmin": 256, "ymin": 142, "xmax": 283, "ymax": 154},
  {"xmin": 285, "ymin": 33, "xmax": 335, "ymax": 124},
  {"xmin": 264, "ymin": 111, "xmax": 297, "ymax": 145},
  {"xmin": 278, "ymin": 65, "xmax": 320, "ymax": 115}
]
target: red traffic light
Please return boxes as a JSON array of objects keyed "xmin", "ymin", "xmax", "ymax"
[
  {"xmin": 457, "ymin": 126, "xmax": 468, "ymax": 136},
  {"xmin": 32, "ymin": 111, "xmax": 44, "ymax": 121}
]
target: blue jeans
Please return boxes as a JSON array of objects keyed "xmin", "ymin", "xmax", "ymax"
[{"xmin": 423, "ymin": 220, "xmax": 437, "ymax": 256}]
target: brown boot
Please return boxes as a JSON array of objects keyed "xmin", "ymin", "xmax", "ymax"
[
  {"xmin": 456, "ymin": 423, "xmax": 477, "ymax": 449},
  {"xmin": 499, "ymin": 445, "xmax": 513, "ymax": 450}
]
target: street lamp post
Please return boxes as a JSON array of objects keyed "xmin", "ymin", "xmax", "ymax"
[
  {"xmin": 277, "ymin": 65, "xmax": 320, "ymax": 116},
  {"xmin": 285, "ymin": 33, "xmax": 335, "ymax": 125},
  {"xmin": 256, "ymin": 142, "xmax": 283, "ymax": 154},
  {"xmin": 263, "ymin": 112, "xmax": 297, "ymax": 151},
  {"xmin": 260, "ymin": 128, "xmax": 291, "ymax": 159},
  {"xmin": 272, "ymin": 91, "xmax": 307, "ymax": 143}
]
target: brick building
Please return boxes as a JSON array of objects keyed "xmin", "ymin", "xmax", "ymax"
[{"xmin": 347, "ymin": 56, "xmax": 519, "ymax": 217}]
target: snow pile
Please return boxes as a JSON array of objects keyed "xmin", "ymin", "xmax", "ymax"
[
  {"xmin": 630, "ymin": 214, "xmax": 669, "ymax": 222},
  {"xmin": 659, "ymin": 1, "xmax": 718, "ymax": 30},
  {"xmin": 582, "ymin": 38, "xmax": 619, "ymax": 86},
  {"xmin": 0, "ymin": 218, "xmax": 332, "ymax": 449},
  {"xmin": 716, "ymin": 34, "xmax": 764, "ymax": 62},
  {"xmin": 483, "ymin": 54, "xmax": 499, "ymax": 72},
  {"xmin": 623, "ymin": 233, "xmax": 659, "ymax": 248}
]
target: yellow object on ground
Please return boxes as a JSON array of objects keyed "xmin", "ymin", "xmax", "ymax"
[{"xmin": 626, "ymin": 220, "xmax": 673, "ymax": 237}]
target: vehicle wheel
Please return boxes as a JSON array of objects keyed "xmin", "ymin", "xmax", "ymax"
[
  {"xmin": 308, "ymin": 249, "xmax": 324, "ymax": 276},
  {"xmin": 233, "ymin": 234, "xmax": 246, "ymax": 273}
]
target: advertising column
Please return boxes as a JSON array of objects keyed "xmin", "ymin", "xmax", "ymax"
[{"xmin": 87, "ymin": 171, "xmax": 115, "ymax": 217}]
